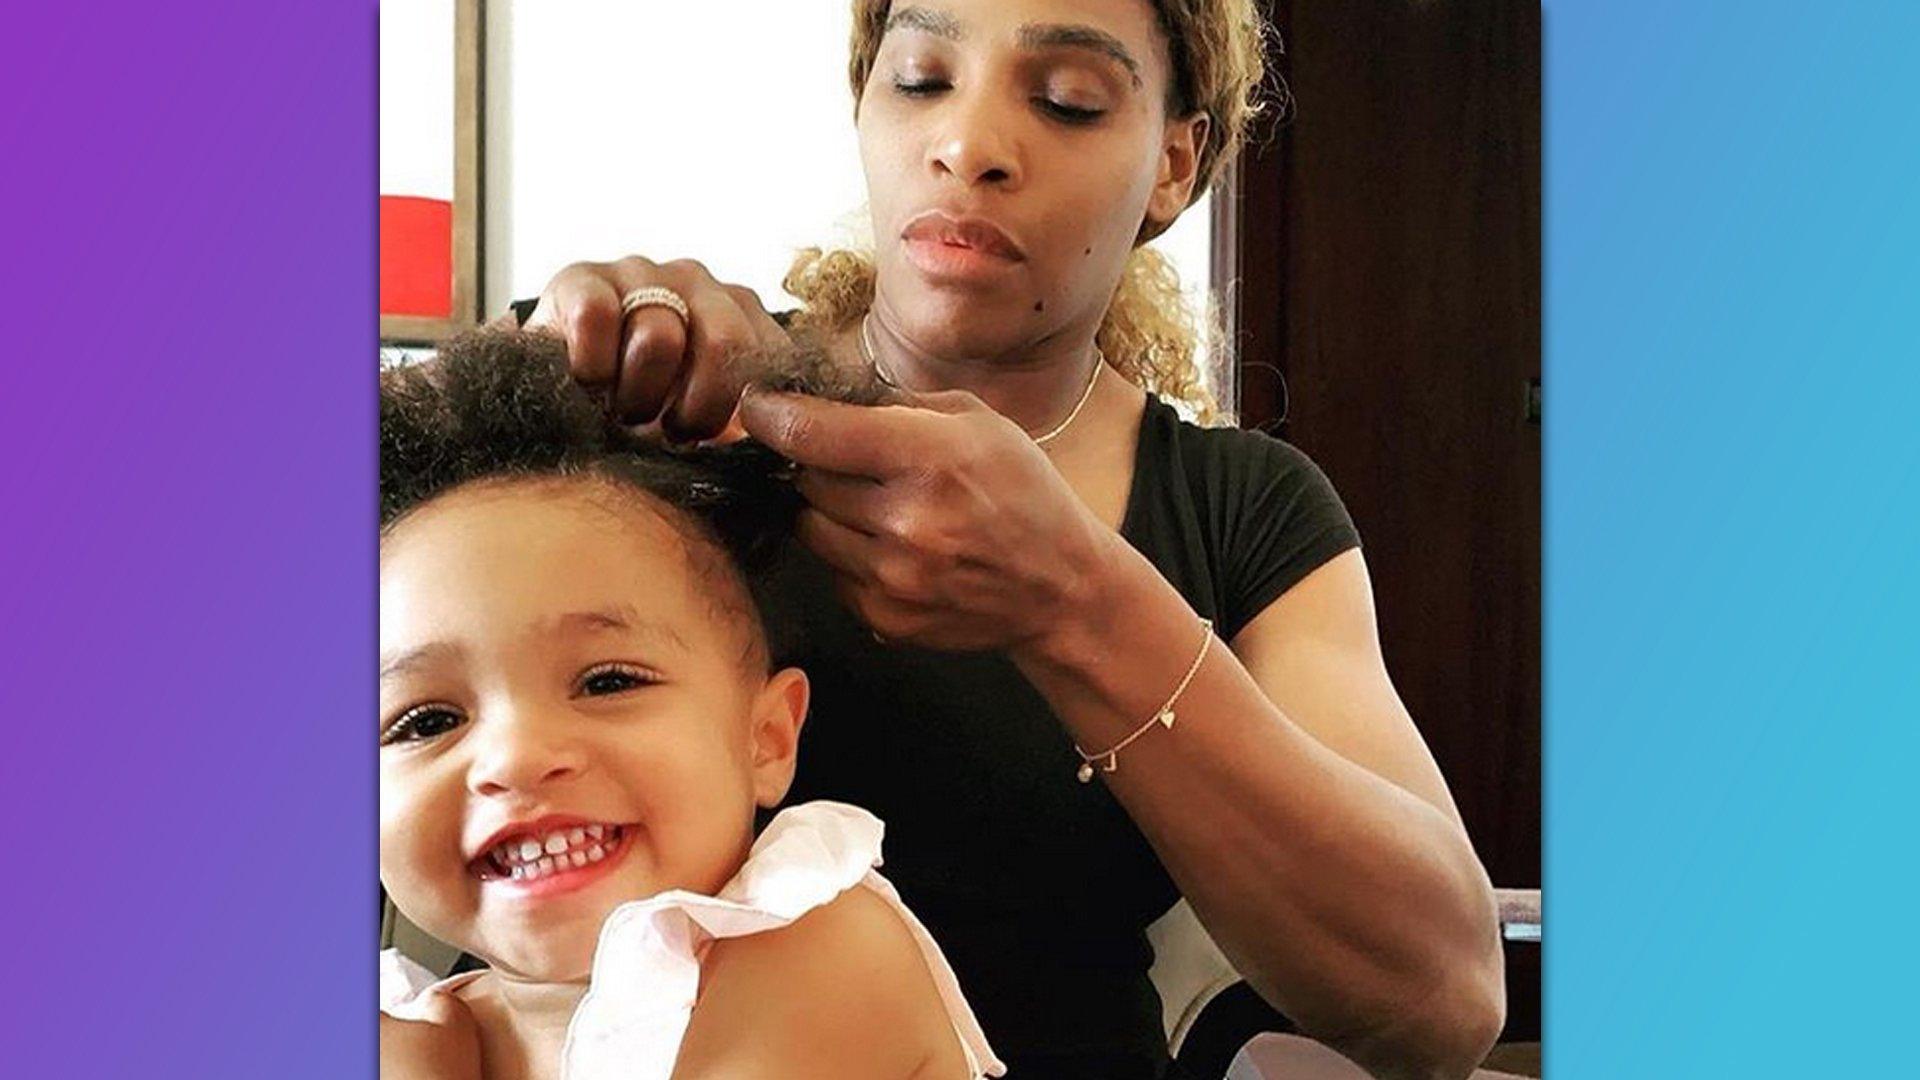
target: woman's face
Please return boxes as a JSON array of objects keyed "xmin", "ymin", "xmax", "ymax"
[
  {"xmin": 857, "ymin": 0, "xmax": 1205, "ymax": 359},
  {"xmin": 378, "ymin": 480, "xmax": 806, "ymax": 982}
]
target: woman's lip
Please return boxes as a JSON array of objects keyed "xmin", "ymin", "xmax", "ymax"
[
  {"xmin": 900, "ymin": 211, "xmax": 1025, "ymax": 260},
  {"xmin": 902, "ymin": 236, "xmax": 1026, "ymax": 286},
  {"xmin": 480, "ymin": 826, "xmax": 634, "ymax": 901}
]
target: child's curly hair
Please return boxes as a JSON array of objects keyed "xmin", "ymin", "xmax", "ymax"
[{"xmin": 380, "ymin": 329, "xmax": 892, "ymax": 669}]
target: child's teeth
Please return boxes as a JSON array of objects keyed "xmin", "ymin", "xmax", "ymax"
[{"xmin": 489, "ymin": 823, "xmax": 624, "ymax": 879}]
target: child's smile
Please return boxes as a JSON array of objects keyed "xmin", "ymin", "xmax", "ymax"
[{"xmin": 472, "ymin": 816, "xmax": 634, "ymax": 897}]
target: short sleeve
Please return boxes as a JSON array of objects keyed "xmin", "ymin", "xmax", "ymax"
[{"xmin": 1212, "ymin": 431, "xmax": 1361, "ymax": 638}]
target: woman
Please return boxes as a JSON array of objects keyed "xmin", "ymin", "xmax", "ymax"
[{"xmin": 510, "ymin": 1, "xmax": 1504, "ymax": 1076}]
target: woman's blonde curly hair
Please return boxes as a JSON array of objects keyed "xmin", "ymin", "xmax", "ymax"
[{"xmin": 784, "ymin": 0, "xmax": 1275, "ymax": 424}]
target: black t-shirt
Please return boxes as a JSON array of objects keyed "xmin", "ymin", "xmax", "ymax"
[{"xmin": 758, "ymin": 394, "xmax": 1361, "ymax": 1078}]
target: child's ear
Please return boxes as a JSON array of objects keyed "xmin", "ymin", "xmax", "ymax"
[{"xmin": 748, "ymin": 667, "xmax": 810, "ymax": 808}]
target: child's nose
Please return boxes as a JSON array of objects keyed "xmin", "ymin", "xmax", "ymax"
[{"xmin": 466, "ymin": 714, "xmax": 588, "ymax": 796}]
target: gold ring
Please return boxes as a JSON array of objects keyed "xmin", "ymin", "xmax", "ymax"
[{"xmin": 618, "ymin": 285, "xmax": 689, "ymax": 323}]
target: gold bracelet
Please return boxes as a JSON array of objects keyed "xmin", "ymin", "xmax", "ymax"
[{"xmin": 1074, "ymin": 617, "xmax": 1214, "ymax": 783}]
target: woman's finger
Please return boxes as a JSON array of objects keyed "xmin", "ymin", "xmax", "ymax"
[
  {"xmin": 731, "ymin": 283, "xmax": 790, "ymax": 347},
  {"xmin": 662, "ymin": 272, "xmax": 769, "ymax": 442},
  {"xmin": 738, "ymin": 388, "xmax": 933, "ymax": 478},
  {"xmin": 709, "ymin": 285, "xmax": 793, "ymax": 443},
  {"xmin": 592, "ymin": 258, "xmax": 692, "ymax": 424},
  {"xmin": 803, "ymin": 506, "xmax": 944, "ymax": 608},
  {"xmin": 795, "ymin": 507, "xmax": 882, "ymax": 584},
  {"xmin": 611, "ymin": 306, "xmax": 689, "ymax": 424},
  {"xmin": 527, "ymin": 265, "xmax": 625, "ymax": 389},
  {"xmin": 832, "ymin": 575, "xmax": 938, "ymax": 644},
  {"xmin": 894, "ymin": 386, "xmax": 989, "ymax": 416},
  {"xmin": 794, "ymin": 468, "xmax": 895, "ymax": 537}
]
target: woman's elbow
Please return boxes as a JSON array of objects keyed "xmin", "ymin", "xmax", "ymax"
[
  {"xmin": 1342, "ymin": 951, "xmax": 1507, "ymax": 1080},
  {"xmin": 1417, "ymin": 962, "xmax": 1507, "ymax": 1079}
]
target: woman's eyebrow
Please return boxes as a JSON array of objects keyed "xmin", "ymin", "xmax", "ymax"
[
  {"xmin": 886, "ymin": 6, "xmax": 962, "ymax": 40},
  {"xmin": 883, "ymin": 9, "xmax": 1142, "ymax": 90},
  {"xmin": 1018, "ymin": 24, "xmax": 1143, "ymax": 88}
]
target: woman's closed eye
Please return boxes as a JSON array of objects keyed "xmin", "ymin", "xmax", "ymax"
[
  {"xmin": 1033, "ymin": 74, "xmax": 1110, "ymax": 124},
  {"xmin": 381, "ymin": 702, "xmax": 466, "ymax": 746},
  {"xmin": 890, "ymin": 80, "xmax": 1102, "ymax": 126},
  {"xmin": 1033, "ymin": 96, "xmax": 1104, "ymax": 124},
  {"xmin": 891, "ymin": 75, "xmax": 950, "ymax": 98},
  {"xmin": 574, "ymin": 661, "xmax": 661, "ymax": 698}
]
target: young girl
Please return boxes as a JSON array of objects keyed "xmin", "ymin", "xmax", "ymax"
[{"xmin": 377, "ymin": 330, "xmax": 1003, "ymax": 1079}]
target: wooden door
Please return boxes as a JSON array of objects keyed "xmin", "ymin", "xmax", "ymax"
[{"xmin": 1217, "ymin": 0, "xmax": 1542, "ymax": 1038}]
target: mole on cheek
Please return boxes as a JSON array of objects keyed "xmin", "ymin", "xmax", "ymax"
[
  {"xmin": 1084, "ymin": 247, "xmax": 1093, "ymax": 256},
  {"xmin": 1033, "ymin": 300, "xmax": 1045, "ymax": 312}
]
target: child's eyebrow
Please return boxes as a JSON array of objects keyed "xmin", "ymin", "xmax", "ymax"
[
  {"xmin": 379, "ymin": 609, "xmax": 689, "ymax": 680},
  {"xmin": 549, "ymin": 606, "xmax": 692, "ymax": 653},
  {"xmin": 380, "ymin": 641, "xmax": 460, "ymax": 682}
]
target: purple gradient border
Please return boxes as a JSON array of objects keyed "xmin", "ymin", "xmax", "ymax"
[{"xmin": 1, "ymin": 4, "xmax": 375, "ymax": 1075}]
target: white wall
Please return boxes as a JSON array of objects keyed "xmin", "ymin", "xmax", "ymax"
[
  {"xmin": 480, "ymin": 1, "xmax": 1213, "ymax": 364},
  {"xmin": 483, "ymin": 1, "xmax": 870, "ymax": 313},
  {"xmin": 380, "ymin": 0, "xmax": 454, "ymax": 202}
]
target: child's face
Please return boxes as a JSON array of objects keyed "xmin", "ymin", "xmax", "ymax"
[{"xmin": 379, "ymin": 480, "xmax": 807, "ymax": 982}]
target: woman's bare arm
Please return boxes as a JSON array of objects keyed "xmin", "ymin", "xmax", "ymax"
[{"xmin": 1014, "ymin": 545, "xmax": 1505, "ymax": 1080}]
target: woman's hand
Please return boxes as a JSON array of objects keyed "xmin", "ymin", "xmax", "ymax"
[
  {"xmin": 737, "ymin": 385, "xmax": 1123, "ymax": 653},
  {"xmin": 380, "ymin": 990, "xmax": 483, "ymax": 1080},
  {"xmin": 523, "ymin": 256, "xmax": 791, "ymax": 441}
]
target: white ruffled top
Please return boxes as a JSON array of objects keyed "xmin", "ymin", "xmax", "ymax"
[{"xmin": 381, "ymin": 800, "xmax": 1005, "ymax": 1079}]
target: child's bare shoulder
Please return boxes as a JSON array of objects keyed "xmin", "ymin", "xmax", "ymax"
[
  {"xmin": 725, "ymin": 882, "xmax": 920, "ymax": 970},
  {"xmin": 674, "ymin": 886, "xmax": 968, "ymax": 1079}
]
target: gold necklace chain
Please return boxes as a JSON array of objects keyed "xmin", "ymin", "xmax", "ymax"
[{"xmin": 859, "ymin": 313, "xmax": 1102, "ymax": 448}]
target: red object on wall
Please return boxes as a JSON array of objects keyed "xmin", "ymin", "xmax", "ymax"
[{"xmin": 380, "ymin": 195, "xmax": 454, "ymax": 318}]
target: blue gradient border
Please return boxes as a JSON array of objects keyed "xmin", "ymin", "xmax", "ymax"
[
  {"xmin": 1545, "ymin": 2, "xmax": 1919, "ymax": 1075},
  {"xmin": 0, "ymin": 3, "xmax": 1914, "ymax": 1076}
]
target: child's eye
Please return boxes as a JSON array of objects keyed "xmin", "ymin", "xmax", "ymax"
[
  {"xmin": 576, "ymin": 662, "xmax": 658, "ymax": 698},
  {"xmin": 381, "ymin": 703, "xmax": 466, "ymax": 746}
]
